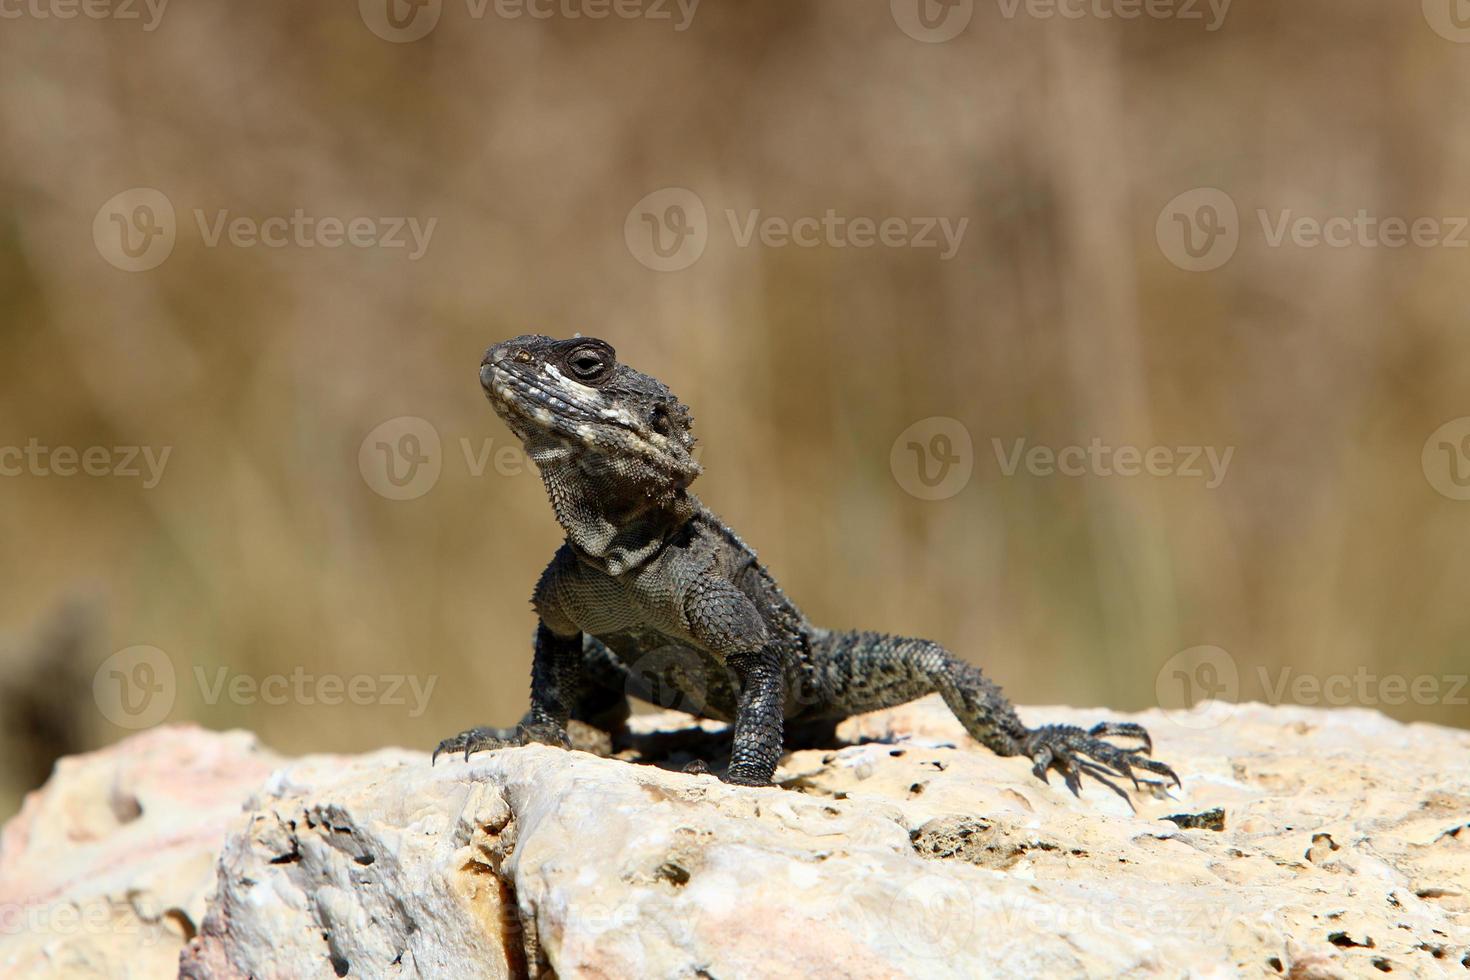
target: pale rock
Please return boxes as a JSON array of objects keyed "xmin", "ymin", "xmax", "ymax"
[{"xmin": 1, "ymin": 699, "xmax": 1467, "ymax": 978}]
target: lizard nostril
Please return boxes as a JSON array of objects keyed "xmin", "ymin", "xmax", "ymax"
[{"xmin": 481, "ymin": 348, "xmax": 496, "ymax": 366}]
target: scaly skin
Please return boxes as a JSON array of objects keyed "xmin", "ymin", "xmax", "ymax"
[{"xmin": 434, "ymin": 335, "xmax": 1180, "ymax": 795}]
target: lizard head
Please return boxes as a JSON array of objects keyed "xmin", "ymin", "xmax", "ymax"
[{"xmin": 479, "ymin": 334, "xmax": 703, "ymax": 491}]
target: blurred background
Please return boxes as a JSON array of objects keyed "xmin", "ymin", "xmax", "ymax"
[{"xmin": 2, "ymin": 0, "xmax": 1469, "ymax": 820}]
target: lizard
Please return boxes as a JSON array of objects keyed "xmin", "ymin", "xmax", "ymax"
[{"xmin": 433, "ymin": 334, "xmax": 1180, "ymax": 796}]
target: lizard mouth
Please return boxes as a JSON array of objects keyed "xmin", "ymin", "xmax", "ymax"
[
  {"xmin": 475, "ymin": 339, "xmax": 702, "ymax": 486},
  {"xmin": 481, "ymin": 359, "xmax": 610, "ymax": 432}
]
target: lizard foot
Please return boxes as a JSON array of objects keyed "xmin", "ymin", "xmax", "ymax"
[
  {"xmin": 1022, "ymin": 722, "xmax": 1180, "ymax": 799},
  {"xmin": 432, "ymin": 722, "xmax": 572, "ymax": 764}
]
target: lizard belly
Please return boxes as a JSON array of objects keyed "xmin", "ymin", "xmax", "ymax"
[{"xmin": 596, "ymin": 629, "xmax": 740, "ymax": 722}]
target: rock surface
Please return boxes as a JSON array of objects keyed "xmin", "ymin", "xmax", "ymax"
[{"xmin": 2, "ymin": 699, "xmax": 1468, "ymax": 978}]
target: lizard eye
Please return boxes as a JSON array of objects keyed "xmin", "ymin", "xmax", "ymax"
[{"xmin": 567, "ymin": 347, "xmax": 611, "ymax": 381}]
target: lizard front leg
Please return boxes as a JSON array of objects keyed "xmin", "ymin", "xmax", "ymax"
[
  {"xmin": 433, "ymin": 622, "xmax": 580, "ymax": 762},
  {"xmin": 683, "ymin": 578, "xmax": 785, "ymax": 786},
  {"xmin": 521, "ymin": 622, "xmax": 583, "ymax": 743},
  {"xmin": 723, "ymin": 649, "xmax": 786, "ymax": 785}
]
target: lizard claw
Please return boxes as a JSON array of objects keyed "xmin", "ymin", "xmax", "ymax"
[
  {"xmin": 1087, "ymin": 720, "xmax": 1153, "ymax": 754},
  {"xmin": 432, "ymin": 726, "xmax": 516, "ymax": 765},
  {"xmin": 1022, "ymin": 722, "xmax": 1180, "ymax": 799},
  {"xmin": 431, "ymin": 722, "xmax": 571, "ymax": 765}
]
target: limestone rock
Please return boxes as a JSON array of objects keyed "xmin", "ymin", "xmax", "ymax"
[
  {"xmin": 3, "ymin": 699, "xmax": 1468, "ymax": 978},
  {"xmin": 0, "ymin": 726, "xmax": 284, "ymax": 978}
]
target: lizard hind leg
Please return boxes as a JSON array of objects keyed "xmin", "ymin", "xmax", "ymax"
[
  {"xmin": 814, "ymin": 629, "xmax": 1031, "ymax": 757},
  {"xmin": 812, "ymin": 630, "xmax": 1179, "ymax": 795}
]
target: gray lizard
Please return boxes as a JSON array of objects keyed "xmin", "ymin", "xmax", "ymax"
[{"xmin": 434, "ymin": 335, "xmax": 1179, "ymax": 795}]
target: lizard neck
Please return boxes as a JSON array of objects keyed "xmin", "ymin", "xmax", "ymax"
[{"xmin": 535, "ymin": 455, "xmax": 699, "ymax": 576}]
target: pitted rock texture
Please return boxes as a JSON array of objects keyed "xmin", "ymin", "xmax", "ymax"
[{"xmin": 2, "ymin": 699, "xmax": 1468, "ymax": 978}]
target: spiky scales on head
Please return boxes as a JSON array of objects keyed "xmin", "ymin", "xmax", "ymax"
[{"xmin": 481, "ymin": 334, "xmax": 700, "ymax": 492}]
